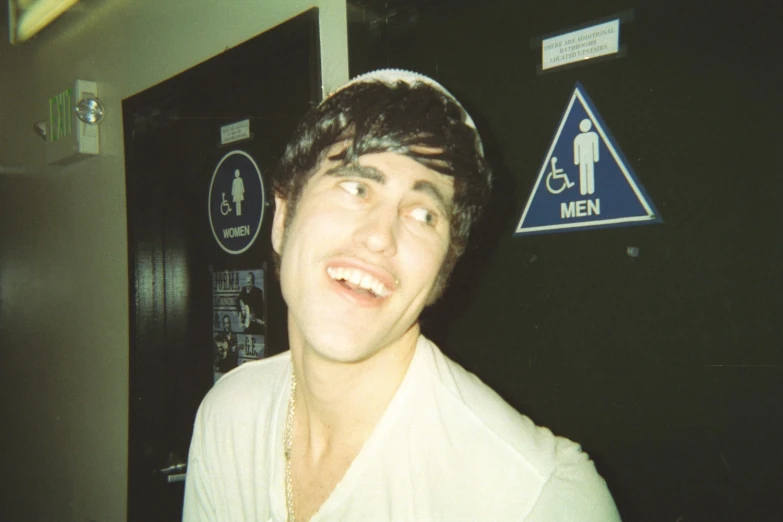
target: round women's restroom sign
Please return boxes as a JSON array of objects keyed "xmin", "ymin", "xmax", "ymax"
[{"xmin": 208, "ymin": 150, "xmax": 265, "ymax": 255}]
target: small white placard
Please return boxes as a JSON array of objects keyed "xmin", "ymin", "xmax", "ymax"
[
  {"xmin": 220, "ymin": 119, "xmax": 251, "ymax": 145},
  {"xmin": 542, "ymin": 19, "xmax": 619, "ymax": 71}
]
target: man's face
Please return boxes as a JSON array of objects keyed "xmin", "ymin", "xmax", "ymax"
[
  {"xmin": 245, "ymin": 273, "xmax": 254, "ymax": 292},
  {"xmin": 272, "ymin": 149, "xmax": 453, "ymax": 363}
]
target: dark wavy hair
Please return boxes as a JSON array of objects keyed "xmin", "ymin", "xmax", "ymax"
[{"xmin": 272, "ymin": 80, "xmax": 492, "ymax": 299}]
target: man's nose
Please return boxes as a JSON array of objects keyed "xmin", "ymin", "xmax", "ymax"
[{"xmin": 353, "ymin": 204, "xmax": 398, "ymax": 257}]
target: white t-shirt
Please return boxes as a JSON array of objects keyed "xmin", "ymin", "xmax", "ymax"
[{"xmin": 183, "ymin": 335, "xmax": 620, "ymax": 521}]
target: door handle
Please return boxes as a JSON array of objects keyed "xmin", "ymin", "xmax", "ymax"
[
  {"xmin": 157, "ymin": 452, "xmax": 187, "ymax": 484},
  {"xmin": 166, "ymin": 473, "xmax": 186, "ymax": 483},
  {"xmin": 158, "ymin": 460, "xmax": 187, "ymax": 484},
  {"xmin": 159, "ymin": 462, "xmax": 186, "ymax": 475}
]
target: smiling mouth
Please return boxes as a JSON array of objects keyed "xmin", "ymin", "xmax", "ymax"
[{"xmin": 326, "ymin": 266, "xmax": 393, "ymax": 298}]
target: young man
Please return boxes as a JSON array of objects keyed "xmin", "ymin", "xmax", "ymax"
[{"xmin": 183, "ymin": 70, "xmax": 620, "ymax": 521}]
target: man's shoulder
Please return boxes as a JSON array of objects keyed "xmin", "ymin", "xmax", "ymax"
[
  {"xmin": 414, "ymin": 339, "xmax": 619, "ymax": 522},
  {"xmin": 198, "ymin": 351, "xmax": 290, "ymax": 421},
  {"xmin": 415, "ymin": 337, "xmax": 618, "ymax": 519},
  {"xmin": 417, "ymin": 338, "xmax": 561, "ymax": 469}
]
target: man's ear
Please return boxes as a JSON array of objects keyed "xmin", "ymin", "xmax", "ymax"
[{"xmin": 271, "ymin": 196, "xmax": 288, "ymax": 254}]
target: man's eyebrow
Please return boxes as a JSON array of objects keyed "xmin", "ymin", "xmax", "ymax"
[
  {"xmin": 324, "ymin": 164, "xmax": 385, "ymax": 183},
  {"xmin": 413, "ymin": 179, "xmax": 453, "ymax": 217},
  {"xmin": 325, "ymin": 164, "xmax": 452, "ymax": 216}
]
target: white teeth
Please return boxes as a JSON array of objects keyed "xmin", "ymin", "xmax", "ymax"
[
  {"xmin": 370, "ymin": 280, "xmax": 385, "ymax": 297},
  {"xmin": 327, "ymin": 266, "xmax": 392, "ymax": 298}
]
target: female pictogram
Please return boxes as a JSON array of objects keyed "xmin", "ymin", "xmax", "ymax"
[{"xmin": 232, "ymin": 169, "xmax": 246, "ymax": 216}]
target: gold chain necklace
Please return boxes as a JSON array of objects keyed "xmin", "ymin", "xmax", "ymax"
[{"xmin": 285, "ymin": 371, "xmax": 296, "ymax": 522}]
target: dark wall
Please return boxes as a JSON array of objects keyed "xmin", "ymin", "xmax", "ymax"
[{"xmin": 348, "ymin": 1, "xmax": 782, "ymax": 520}]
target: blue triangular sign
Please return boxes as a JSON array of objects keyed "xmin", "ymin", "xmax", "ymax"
[{"xmin": 515, "ymin": 83, "xmax": 662, "ymax": 236}]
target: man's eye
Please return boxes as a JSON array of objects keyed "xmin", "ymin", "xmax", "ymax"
[
  {"xmin": 339, "ymin": 181, "xmax": 367, "ymax": 197},
  {"xmin": 410, "ymin": 207, "xmax": 436, "ymax": 226}
]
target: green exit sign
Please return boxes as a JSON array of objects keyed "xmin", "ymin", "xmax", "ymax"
[
  {"xmin": 46, "ymin": 80, "xmax": 100, "ymax": 166},
  {"xmin": 49, "ymin": 88, "xmax": 72, "ymax": 142}
]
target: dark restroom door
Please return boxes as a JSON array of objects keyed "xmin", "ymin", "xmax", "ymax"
[{"xmin": 123, "ymin": 10, "xmax": 320, "ymax": 521}]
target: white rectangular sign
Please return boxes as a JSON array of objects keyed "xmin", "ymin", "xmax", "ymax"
[
  {"xmin": 542, "ymin": 19, "xmax": 619, "ymax": 71},
  {"xmin": 220, "ymin": 119, "xmax": 251, "ymax": 145}
]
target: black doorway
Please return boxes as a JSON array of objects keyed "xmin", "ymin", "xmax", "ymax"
[{"xmin": 123, "ymin": 10, "xmax": 320, "ymax": 521}]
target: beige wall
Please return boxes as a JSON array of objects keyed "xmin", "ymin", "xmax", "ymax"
[{"xmin": 0, "ymin": 1, "xmax": 348, "ymax": 520}]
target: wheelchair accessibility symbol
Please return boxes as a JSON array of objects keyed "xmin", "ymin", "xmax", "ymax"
[
  {"xmin": 220, "ymin": 193, "xmax": 232, "ymax": 216},
  {"xmin": 545, "ymin": 157, "xmax": 574, "ymax": 194}
]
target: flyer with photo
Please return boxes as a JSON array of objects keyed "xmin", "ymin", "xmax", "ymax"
[{"xmin": 212, "ymin": 266, "xmax": 267, "ymax": 382}]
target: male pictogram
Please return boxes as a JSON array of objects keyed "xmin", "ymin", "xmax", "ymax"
[{"xmin": 573, "ymin": 118, "xmax": 599, "ymax": 195}]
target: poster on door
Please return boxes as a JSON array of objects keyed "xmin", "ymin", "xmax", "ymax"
[{"xmin": 212, "ymin": 266, "xmax": 267, "ymax": 382}]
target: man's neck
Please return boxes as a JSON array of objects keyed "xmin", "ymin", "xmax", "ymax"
[
  {"xmin": 287, "ymin": 325, "xmax": 419, "ymax": 520},
  {"xmin": 289, "ymin": 324, "xmax": 420, "ymax": 460}
]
